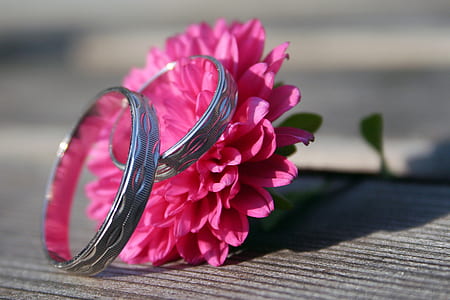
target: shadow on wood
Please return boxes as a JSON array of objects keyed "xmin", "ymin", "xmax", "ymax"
[{"xmin": 240, "ymin": 175, "xmax": 450, "ymax": 257}]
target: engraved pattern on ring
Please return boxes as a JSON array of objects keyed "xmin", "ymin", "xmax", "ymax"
[
  {"xmin": 109, "ymin": 56, "xmax": 238, "ymax": 182},
  {"xmin": 155, "ymin": 63, "xmax": 238, "ymax": 181},
  {"xmin": 42, "ymin": 88, "xmax": 160, "ymax": 276}
]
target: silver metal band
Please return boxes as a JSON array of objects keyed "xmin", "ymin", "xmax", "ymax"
[
  {"xmin": 110, "ymin": 55, "xmax": 238, "ymax": 181},
  {"xmin": 42, "ymin": 87, "xmax": 160, "ymax": 276}
]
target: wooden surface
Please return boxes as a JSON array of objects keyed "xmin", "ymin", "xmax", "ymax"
[
  {"xmin": 1, "ymin": 1, "xmax": 450, "ymax": 298},
  {"xmin": 0, "ymin": 169, "xmax": 449, "ymax": 299}
]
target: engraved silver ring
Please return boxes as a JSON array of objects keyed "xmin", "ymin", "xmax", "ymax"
[
  {"xmin": 42, "ymin": 87, "xmax": 160, "ymax": 276},
  {"xmin": 110, "ymin": 55, "xmax": 238, "ymax": 181}
]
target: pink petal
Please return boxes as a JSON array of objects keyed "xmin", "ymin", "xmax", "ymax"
[
  {"xmin": 195, "ymin": 91, "xmax": 215, "ymax": 122},
  {"xmin": 234, "ymin": 122, "xmax": 265, "ymax": 162},
  {"xmin": 120, "ymin": 225, "xmax": 179, "ymax": 265},
  {"xmin": 210, "ymin": 166, "xmax": 238, "ymax": 193},
  {"xmin": 174, "ymin": 199, "xmax": 210, "ymax": 237},
  {"xmin": 266, "ymin": 85, "xmax": 300, "ymax": 122},
  {"xmin": 146, "ymin": 47, "xmax": 171, "ymax": 73},
  {"xmin": 164, "ymin": 169, "xmax": 207, "ymax": 201},
  {"xmin": 153, "ymin": 247, "xmax": 180, "ymax": 266},
  {"xmin": 231, "ymin": 19, "xmax": 265, "ymax": 77},
  {"xmin": 201, "ymin": 63, "xmax": 219, "ymax": 92},
  {"xmin": 123, "ymin": 47, "xmax": 171, "ymax": 91},
  {"xmin": 146, "ymin": 226, "xmax": 177, "ymax": 266},
  {"xmin": 177, "ymin": 233, "xmax": 205, "ymax": 265},
  {"xmin": 237, "ymin": 63, "xmax": 274, "ymax": 102},
  {"xmin": 197, "ymin": 227, "xmax": 229, "ymax": 266},
  {"xmin": 248, "ymin": 119, "xmax": 276, "ymax": 162},
  {"xmin": 123, "ymin": 68, "xmax": 147, "ymax": 92},
  {"xmin": 165, "ymin": 34, "xmax": 188, "ymax": 59},
  {"xmin": 229, "ymin": 97, "xmax": 269, "ymax": 136},
  {"xmin": 185, "ymin": 22, "xmax": 216, "ymax": 55},
  {"xmin": 214, "ymin": 31, "xmax": 239, "ymax": 76},
  {"xmin": 219, "ymin": 147, "xmax": 242, "ymax": 166},
  {"xmin": 213, "ymin": 208, "xmax": 249, "ymax": 247},
  {"xmin": 264, "ymin": 42, "xmax": 290, "ymax": 74},
  {"xmin": 218, "ymin": 177, "xmax": 241, "ymax": 210},
  {"xmin": 213, "ymin": 18, "xmax": 229, "ymax": 40},
  {"xmin": 120, "ymin": 230, "xmax": 150, "ymax": 264},
  {"xmin": 85, "ymin": 176, "xmax": 121, "ymax": 221},
  {"xmin": 230, "ymin": 184, "xmax": 274, "ymax": 218},
  {"xmin": 165, "ymin": 200, "xmax": 188, "ymax": 218},
  {"xmin": 208, "ymin": 194, "xmax": 222, "ymax": 230},
  {"xmin": 85, "ymin": 193, "xmax": 114, "ymax": 222},
  {"xmin": 201, "ymin": 146, "xmax": 242, "ymax": 173},
  {"xmin": 85, "ymin": 18, "xmax": 306, "ymax": 268},
  {"xmin": 87, "ymin": 149, "xmax": 120, "ymax": 178},
  {"xmin": 240, "ymin": 154, "xmax": 298, "ymax": 187},
  {"xmin": 275, "ymin": 127, "xmax": 315, "ymax": 147},
  {"xmin": 190, "ymin": 38, "xmax": 214, "ymax": 56},
  {"xmin": 143, "ymin": 199, "xmax": 176, "ymax": 228},
  {"xmin": 179, "ymin": 59, "xmax": 204, "ymax": 96}
]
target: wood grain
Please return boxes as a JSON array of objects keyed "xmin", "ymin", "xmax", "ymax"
[{"xmin": 0, "ymin": 166, "xmax": 448, "ymax": 299}]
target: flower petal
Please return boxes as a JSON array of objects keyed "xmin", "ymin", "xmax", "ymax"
[
  {"xmin": 86, "ymin": 18, "xmax": 306, "ymax": 268},
  {"xmin": 266, "ymin": 85, "xmax": 300, "ymax": 122},
  {"xmin": 240, "ymin": 154, "xmax": 298, "ymax": 187},
  {"xmin": 87, "ymin": 139, "xmax": 119, "ymax": 178},
  {"xmin": 275, "ymin": 127, "xmax": 315, "ymax": 147},
  {"xmin": 120, "ymin": 230, "xmax": 150, "ymax": 264},
  {"xmin": 231, "ymin": 18, "xmax": 265, "ymax": 77},
  {"xmin": 144, "ymin": 198, "xmax": 177, "ymax": 228},
  {"xmin": 208, "ymin": 194, "xmax": 222, "ymax": 230},
  {"xmin": 213, "ymin": 18, "xmax": 228, "ymax": 39},
  {"xmin": 185, "ymin": 22, "xmax": 216, "ymax": 55},
  {"xmin": 120, "ymin": 226, "xmax": 179, "ymax": 266},
  {"xmin": 248, "ymin": 119, "xmax": 276, "ymax": 162},
  {"xmin": 230, "ymin": 184, "xmax": 274, "ymax": 218},
  {"xmin": 227, "ymin": 97, "xmax": 269, "ymax": 140},
  {"xmin": 238, "ymin": 63, "xmax": 274, "ymax": 102},
  {"xmin": 210, "ymin": 166, "xmax": 238, "ymax": 193},
  {"xmin": 146, "ymin": 226, "xmax": 177, "ymax": 266},
  {"xmin": 177, "ymin": 233, "xmax": 205, "ymax": 265},
  {"xmin": 264, "ymin": 42, "xmax": 290, "ymax": 74},
  {"xmin": 197, "ymin": 227, "xmax": 229, "ymax": 266},
  {"xmin": 213, "ymin": 208, "xmax": 249, "ymax": 247},
  {"xmin": 234, "ymin": 122, "xmax": 264, "ymax": 162},
  {"xmin": 214, "ymin": 31, "xmax": 239, "ymax": 76},
  {"xmin": 217, "ymin": 177, "xmax": 241, "ymax": 209},
  {"xmin": 200, "ymin": 146, "xmax": 242, "ymax": 173},
  {"xmin": 174, "ymin": 199, "xmax": 210, "ymax": 237}
]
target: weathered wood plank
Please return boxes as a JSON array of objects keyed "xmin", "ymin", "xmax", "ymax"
[{"xmin": 0, "ymin": 166, "xmax": 449, "ymax": 299}]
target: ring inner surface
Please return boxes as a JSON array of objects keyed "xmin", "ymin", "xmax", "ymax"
[
  {"xmin": 138, "ymin": 57, "xmax": 218, "ymax": 161},
  {"xmin": 44, "ymin": 91, "xmax": 126, "ymax": 262}
]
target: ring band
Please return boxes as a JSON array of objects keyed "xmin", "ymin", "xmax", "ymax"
[
  {"xmin": 110, "ymin": 55, "xmax": 238, "ymax": 181},
  {"xmin": 42, "ymin": 87, "xmax": 160, "ymax": 276}
]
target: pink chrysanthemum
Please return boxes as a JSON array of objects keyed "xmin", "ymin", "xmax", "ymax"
[{"xmin": 85, "ymin": 18, "xmax": 314, "ymax": 266}]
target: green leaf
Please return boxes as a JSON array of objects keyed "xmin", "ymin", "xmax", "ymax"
[
  {"xmin": 275, "ymin": 144, "xmax": 297, "ymax": 157},
  {"xmin": 273, "ymin": 81, "xmax": 285, "ymax": 89},
  {"xmin": 360, "ymin": 113, "xmax": 383, "ymax": 155},
  {"xmin": 359, "ymin": 113, "xmax": 393, "ymax": 177},
  {"xmin": 280, "ymin": 113, "xmax": 323, "ymax": 133},
  {"xmin": 267, "ymin": 188, "xmax": 293, "ymax": 210},
  {"xmin": 259, "ymin": 210, "xmax": 286, "ymax": 232},
  {"xmin": 260, "ymin": 184, "xmax": 328, "ymax": 231}
]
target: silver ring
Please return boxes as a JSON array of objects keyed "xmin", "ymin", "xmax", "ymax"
[
  {"xmin": 42, "ymin": 87, "xmax": 160, "ymax": 276},
  {"xmin": 110, "ymin": 55, "xmax": 238, "ymax": 181}
]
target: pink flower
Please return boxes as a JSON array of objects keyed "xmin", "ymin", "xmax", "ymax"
[{"xmin": 85, "ymin": 18, "xmax": 314, "ymax": 266}]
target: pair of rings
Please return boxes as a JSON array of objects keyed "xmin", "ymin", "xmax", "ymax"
[{"xmin": 42, "ymin": 56, "xmax": 238, "ymax": 275}]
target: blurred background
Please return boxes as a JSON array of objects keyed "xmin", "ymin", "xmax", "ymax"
[{"xmin": 1, "ymin": 0, "xmax": 450, "ymax": 181}]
